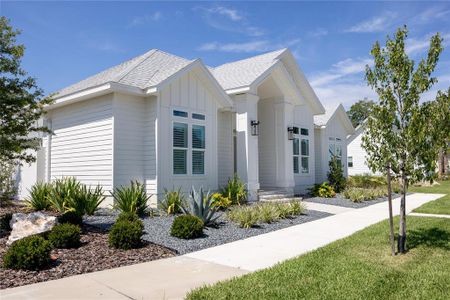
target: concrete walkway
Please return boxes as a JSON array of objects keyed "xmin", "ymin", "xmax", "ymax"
[
  {"xmin": 409, "ymin": 212, "xmax": 450, "ymax": 219},
  {"xmin": 1, "ymin": 193, "xmax": 443, "ymax": 300},
  {"xmin": 304, "ymin": 202, "xmax": 355, "ymax": 214}
]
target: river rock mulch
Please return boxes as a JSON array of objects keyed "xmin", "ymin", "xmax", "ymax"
[
  {"xmin": 85, "ymin": 208, "xmax": 332, "ymax": 255},
  {"xmin": 302, "ymin": 193, "xmax": 402, "ymax": 208},
  {"xmin": 0, "ymin": 225, "xmax": 176, "ymax": 289}
]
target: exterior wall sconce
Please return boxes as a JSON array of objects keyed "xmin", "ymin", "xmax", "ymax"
[
  {"xmin": 251, "ymin": 120, "xmax": 260, "ymax": 136},
  {"xmin": 288, "ymin": 126, "xmax": 299, "ymax": 140}
]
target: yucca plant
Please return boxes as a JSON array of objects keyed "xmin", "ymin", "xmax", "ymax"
[
  {"xmin": 181, "ymin": 187, "xmax": 219, "ymax": 226},
  {"xmin": 160, "ymin": 187, "xmax": 184, "ymax": 215},
  {"xmin": 49, "ymin": 177, "xmax": 82, "ymax": 213},
  {"xmin": 26, "ymin": 182, "xmax": 52, "ymax": 211},
  {"xmin": 66, "ymin": 184, "xmax": 105, "ymax": 215},
  {"xmin": 221, "ymin": 174, "xmax": 247, "ymax": 205},
  {"xmin": 111, "ymin": 181, "xmax": 150, "ymax": 216}
]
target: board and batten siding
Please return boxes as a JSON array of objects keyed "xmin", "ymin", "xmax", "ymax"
[
  {"xmin": 293, "ymin": 104, "xmax": 316, "ymax": 194},
  {"xmin": 347, "ymin": 128, "xmax": 380, "ymax": 176},
  {"xmin": 217, "ymin": 111, "xmax": 234, "ymax": 187},
  {"xmin": 48, "ymin": 94, "xmax": 114, "ymax": 195},
  {"xmin": 258, "ymin": 98, "xmax": 277, "ymax": 187},
  {"xmin": 157, "ymin": 69, "xmax": 220, "ymax": 198}
]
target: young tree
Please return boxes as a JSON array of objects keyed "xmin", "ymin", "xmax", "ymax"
[
  {"xmin": 347, "ymin": 98, "xmax": 375, "ymax": 127},
  {"xmin": 0, "ymin": 17, "xmax": 53, "ymax": 164},
  {"xmin": 327, "ymin": 155, "xmax": 346, "ymax": 193},
  {"xmin": 363, "ymin": 26, "xmax": 444, "ymax": 254}
]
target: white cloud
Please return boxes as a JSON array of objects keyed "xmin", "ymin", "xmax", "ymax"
[
  {"xmin": 308, "ymin": 28, "xmax": 328, "ymax": 38},
  {"xmin": 129, "ymin": 12, "xmax": 162, "ymax": 27},
  {"xmin": 195, "ymin": 5, "xmax": 265, "ymax": 37},
  {"xmin": 415, "ymin": 6, "xmax": 450, "ymax": 24},
  {"xmin": 198, "ymin": 39, "xmax": 301, "ymax": 53},
  {"xmin": 310, "ymin": 58, "xmax": 372, "ymax": 86},
  {"xmin": 407, "ymin": 33, "xmax": 450, "ymax": 55},
  {"xmin": 345, "ymin": 12, "xmax": 397, "ymax": 33}
]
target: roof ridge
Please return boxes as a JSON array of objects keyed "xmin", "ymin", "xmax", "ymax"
[
  {"xmin": 114, "ymin": 49, "xmax": 158, "ymax": 83},
  {"xmin": 213, "ymin": 48, "xmax": 287, "ymax": 69}
]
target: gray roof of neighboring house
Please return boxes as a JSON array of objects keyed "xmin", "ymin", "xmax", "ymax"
[
  {"xmin": 210, "ymin": 48, "xmax": 286, "ymax": 90},
  {"xmin": 55, "ymin": 48, "xmax": 288, "ymax": 98},
  {"xmin": 56, "ymin": 49, "xmax": 193, "ymax": 98},
  {"xmin": 313, "ymin": 104, "xmax": 340, "ymax": 126}
]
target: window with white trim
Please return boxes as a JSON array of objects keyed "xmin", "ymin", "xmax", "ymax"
[
  {"xmin": 173, "ymin": 122, "xmax": 188, "ymax": 174},
  {"xmin": 192, "ymin": 125, "xmax": 205, "ymax": 174},
  {"xmin": 348, "ymin": 156, "xmax": 353, "ymax": 168},
  {"xmin": 328, "ymin": 137, "xmax": 343, "ymax": 165},
  {"xmin": 293, "ymin": 127, "xmax": 310, "ymax": 174}
]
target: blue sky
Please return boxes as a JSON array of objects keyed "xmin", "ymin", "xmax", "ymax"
[{"xmin": 3, "ymin": 1, "xmax": 450, "ymax": 108}]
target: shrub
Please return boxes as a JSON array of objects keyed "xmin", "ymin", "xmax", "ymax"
[
  {"xmin": 211, "ymin": 193, "xmax": 232, "ymax": 210},
  {"xmin": 327, "ymin": 156, "xmax": 346, "ymax": 193},
  {"xmin": 256, "ymin": 203, "xmax": 279, "ymax": 223},
  {"xmin": 58, "ymin": 210, "xmax": 83, "ymax": 225},
  {"xmin": 221, "ymin": 174, "xmax": 247, "ymax": 205},
  {"xmin": 108, "ymin": 220, "xmax": 143, "ymax": 250},
  {"xmin": 111, "ymin": 181, "xmax": 150, "ymax": 216},
  {"xmin": 170, "ymin": 215, "xmax": 204, "ymax": 239},
  {"xmin": 274, "ymin": 202, "xmax": 292, "ymax": 219},
  {"xmin": 26, "ymin": 182, "xmax": 52, "ymax": 211},
  {"xmin": 49, "ymin": 177, "xmax": 82, "ymax": 213},
  {"xmin": 227, "ymin": 206, "xmax": 259, "ymax": 228},
  {"xmin": 286, "ymin": 200, "xmax": 306, "ymax": 216},
  {"xmin": 309, "ymin": 182, "xmax": 336, "ymax": 198},
  {"xmin": 343, "ymin": 187, "xmax": 388, "ymax": 202},
  {"xmin": 3, "ymin": 235, "xmax": 52, "ymax": 270},
  {"xmin": 0, "ymin": 213, "xmax": 12, "ymax": 231},
  {"xmin": 347, "ymin": 174, "xmax": 386, "ymax": 188},
  {"xmin": 116, "ymin": 212, "xmax": 144, "ymax": 231},
  {"xmin": 181, "ymin": 187, "xmax": 219, "ymax": 226},
  {"xmin": 160, "ymin": 187, "xmax": 184, "ymax": 215},
  {"xmin": 48, "ymin": 223, "xmax": 81, "ymax": 248},
  {"xmin": 66, "ymin": 184, "xmax": 105, "ymax": 216},
  {"xmin": 0, "ymin": 160, "xmax": 18, "ymax": 206}
]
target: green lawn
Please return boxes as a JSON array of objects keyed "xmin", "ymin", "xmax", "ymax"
[
  {"xmin": 188, "ymin": 216, "xmax": 450, "ymax": 300},
  {"xmin": 410, "ymin": 180, "xmax": 450, "ymax": 215}
]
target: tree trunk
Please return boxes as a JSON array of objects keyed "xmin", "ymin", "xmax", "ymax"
[
  {"xmin": 398, "ymin": 172, "xmax": 407, "ymax": 254},
  {"xmin": 386, "ymin": 165, "xmax": 396, "ymax": 256},
  {"xmin": 438, "ymin": 148, "xmax": 444, "ymax": 178}
]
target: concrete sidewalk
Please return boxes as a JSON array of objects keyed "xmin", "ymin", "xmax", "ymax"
[
  {"xmin": 409, "ymin": 212, "xmax": 450, "ymax": 219},
  {"xmin": 1, "ymin": 193, "xmax": 443, "ymax": 300}
]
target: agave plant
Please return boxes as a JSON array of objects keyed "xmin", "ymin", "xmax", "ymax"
[
  {"xmin": 181, "ymin": 187, "xmax": 219, "ymax": 226},
  {"xmin": 26, "ymin": 182, "xmax": 52, "ymax": 211},
  {"xmin": 111, "ymin": 181, "xmax": 150, "ymax": 216}
]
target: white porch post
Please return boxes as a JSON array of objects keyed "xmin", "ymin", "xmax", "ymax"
[
  {"xmin": 234, "ymin": 93, "xmax": 260, "ymax": 201},
  {"xmin": 275, "ymin": 101, "xmax": 295, "ymax": 188}
]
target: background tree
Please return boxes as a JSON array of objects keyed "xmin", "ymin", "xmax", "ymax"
[
  {"xmin": 432, "ymin": 89, "xmax": 450, "ymax": 177},
  {"xmin": 0, "ymin": 17, "xmax": 53, "ymax": 164},
  {"xmin": 362, "ymin": 26, "xmax": 444, "ymax": 254},
  {"xmin": 327, "ymin": 156, "xmax": 346, "ymax": 193},
  {"xmin": 347, "ymin": 98, "xmax": 375, "ymax": 127}
]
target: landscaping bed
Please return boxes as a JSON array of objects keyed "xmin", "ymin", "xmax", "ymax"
[
  {"xmin": 85, "ymin": 208, "xmax": 332, "ymax": 254},
  {"xmin": 0, "ymin": 224, "xmax": 175, "ymax": 289},
  {"xmin": 302, "ymin": 194, "xmax": 400, "ymax": 208}
]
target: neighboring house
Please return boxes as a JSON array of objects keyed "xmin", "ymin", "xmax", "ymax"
[
  {"xmin": 18, "ymin": 48, "xmax": 354, "ymax": 205},
  {"xmin": 314, "ymin": 104, "xmax": 355, "ymax": 183},
  {"xmin": 346, "ymin": 120, "xmax": 380, "ymax": 176}
]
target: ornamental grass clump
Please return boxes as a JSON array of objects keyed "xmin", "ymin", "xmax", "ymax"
[
  {"xmin": 227, "ymin": 206, "xmax": 259, "ymax": 228},
  {"xmin": 160, "ymin": 187, "xmax": 184, "ymax": 215},
  {"xmin": 256, "ymin": 203, "xmax": 279, "ymax": 223},
  {"xmin": 26, "ymin": 182, "xmax": 52, "ymax": 211},
  {"xmin": 49, "ymin": 177, "xmax": 81, "ymax": 213},
  {"xmin": 48, "ymin": 223, "xmax": 81, "ymax": 249},
  {"xmin": 111, "ymin": 181, "xmax": 150, "ymax": 216},
  {"xmin": 286, "ymin": 200, "xmax": 306, "ymax": 216},
  {"xmin": 3, "ymin": 235, "xmax": 52, "ymax": 270},
  {"xmin": 170, "ymin": 215, "xmax": 204, "ymax": 239}
]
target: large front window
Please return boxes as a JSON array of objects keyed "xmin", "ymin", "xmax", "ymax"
[
  {"xmin": 172, "ymin": 110, "xmax": 206, "ymax": 175},
  {"xmin": 329, "ymin": 137, "xmax": 343, "ymax": 165}
]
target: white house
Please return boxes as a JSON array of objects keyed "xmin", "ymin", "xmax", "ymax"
[
  {"xmin": 18, "ymin": 48, "xmax": 354, "ymax": 205},
  {"xmin": 313, "ymin": 104, "xmax": 355, "ymax": 183},
  {"xmin": 346, "ymin": 120, "xmax": 379, "ymax": 176}
]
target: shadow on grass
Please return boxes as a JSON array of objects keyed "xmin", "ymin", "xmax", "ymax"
[{"xmin": 407, "ymin": 227, "xmax": 450, "ymax": 251}]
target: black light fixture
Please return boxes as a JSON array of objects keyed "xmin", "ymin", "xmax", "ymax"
[
  {"xmin": 287, "ymin": 127, "xmax": 295, "ymax": 140},
  {"xmin": 251, "ymin": 120, "xmax": 260, "ymax": 136}
]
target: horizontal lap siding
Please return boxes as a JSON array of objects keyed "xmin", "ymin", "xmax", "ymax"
[
  {"xmin": 144, "ymin": 98, "xmax": 158, "ymax": 199},
  {"xmin": 50, "ymin": 95, "xmax": 113, "ymax": 192}
]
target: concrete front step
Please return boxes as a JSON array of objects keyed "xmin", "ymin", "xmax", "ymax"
[
  {"xmin": 258, "ymin": 188, "xmax": 296, "ymax": 201},
  {"xmin": 259, "ymin": 197, "xmax": 302, "ymax": 203}
]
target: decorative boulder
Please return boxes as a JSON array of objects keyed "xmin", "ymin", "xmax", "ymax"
[{"xmin": 7, "ymin": 212, "xmax": 57, "ymax": 245}]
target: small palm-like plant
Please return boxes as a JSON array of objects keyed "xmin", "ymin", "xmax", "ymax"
[
  {"xmin": 26, "ymin": 182, "xmax": 52, "ymax": 211},
  {"xmin": 181, "ymin": 187, "xmax": 219, "ymax": 226},
  {"xmin": 49, "ymin": 177, "xmax": 82, "ymax": 213},
  {"xmin": 66, "ymin": 184, "xmax": 105, "ymax": 215},
  {"xmin": 221, "ymin": 174, "xmax": 247, "ymax": 205},
  {"xmin": 111, "ymin": 181, "xmax": 150, "ymax": 216}
]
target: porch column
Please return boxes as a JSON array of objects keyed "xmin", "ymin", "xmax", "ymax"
[
  {"xmin": 234, "ymin": 93, "xmax": 260, "ymax": 201},
  {"xmin": 274, "ymin": 101, "xmax": 295, "ymax": 188}
]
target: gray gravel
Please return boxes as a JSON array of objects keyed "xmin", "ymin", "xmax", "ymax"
[
  {"xmin": 84, "ymin": 209, "xmax": 332, "ymax": 255},
  {"xmin": 302, "ymin": 193, "xmax": 402, "ymax": 208}
]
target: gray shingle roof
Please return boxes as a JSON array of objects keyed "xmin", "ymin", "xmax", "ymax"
[
  {"xmin": 210, "ymin": 49, "xmax": 286, "ymax": 90},
  {"xmin": 56, "ymin": 49, "xmax": 192, "ymax": 98}
]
